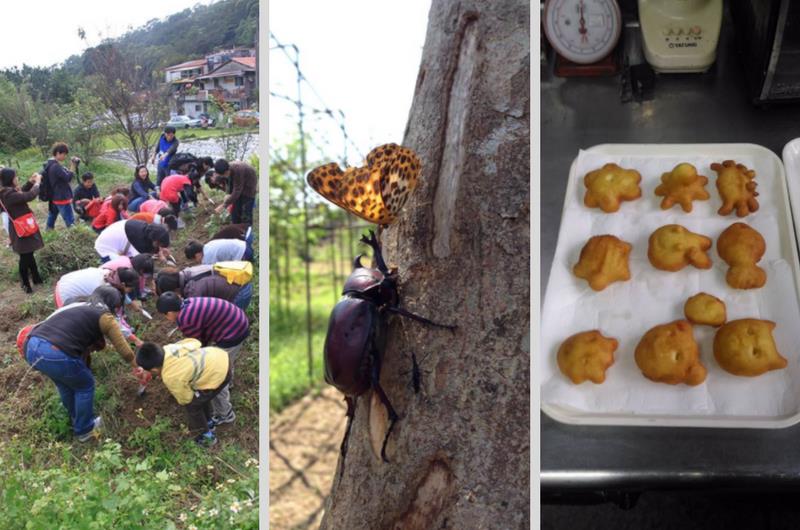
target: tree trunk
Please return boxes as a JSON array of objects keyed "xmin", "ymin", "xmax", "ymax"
[{"xmin": 319, "ymin": 0, "xmax": 530, "ymax": 528}]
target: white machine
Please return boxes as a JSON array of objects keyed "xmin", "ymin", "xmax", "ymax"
[{"xmin": 638, "ymin": 0, "xmax": 723, "ymax": 73}]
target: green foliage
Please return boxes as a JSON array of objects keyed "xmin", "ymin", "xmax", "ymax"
[
  {"xmin": 38, "ymin": 224, "xmax": 100, "ymax": 280},
  {"xmin": 0, "ymin": 440, "xmax": 259, "ymax": 529},
  {"xmin": 0, "ymin": 76, "xmax": 57, "ymax": 156},
  {"xmin": 48, "ymin": 88, "xmax": 107, "ymax": 165}
]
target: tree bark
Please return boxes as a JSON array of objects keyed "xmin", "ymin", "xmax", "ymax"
[{"xmin": 319, "ymin": 0, "xmax": 530, "ymax": 528}]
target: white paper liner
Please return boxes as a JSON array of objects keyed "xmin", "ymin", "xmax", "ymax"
[{"xmin": 541, "ymin": 148, "xmax": 800, "ymax": 421}]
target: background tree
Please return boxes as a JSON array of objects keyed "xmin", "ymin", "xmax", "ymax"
[
  {"xmin": 82, "ymin": 41, "xmax": 168, "ymax": 165},
  {"xmin": 48, "ymin": 88, "xmax": 107, "ymax": 165},
  {"xmin": 319, "ymin": 0, "xmax": 530, "ymax": 528},
  {"xmin": 0, "ymin": 76, "xmax": 56, "ymax": 156}
]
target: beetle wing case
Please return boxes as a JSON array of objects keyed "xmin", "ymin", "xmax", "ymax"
[{"xmin": 323, "ymin": 297, "xmax": 379, "ymax": 396}]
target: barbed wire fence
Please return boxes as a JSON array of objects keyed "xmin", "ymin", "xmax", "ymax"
[{"xmin": 269, "ymin": 33, "xmax": 371, "ymax": 385}]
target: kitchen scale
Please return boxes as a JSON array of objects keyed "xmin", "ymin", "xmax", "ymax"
[
  {"xmin": 638, "ymin": 0, "xmax": 723, "ymax": 73},
  {"xmin": 543, "ymin": 0, "xmax": 622, "ymax": 77}
]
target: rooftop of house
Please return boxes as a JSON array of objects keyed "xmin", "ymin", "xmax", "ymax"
[{"xmin": 164, "ymin": 58, "xmax": 207, "ymax": 72}]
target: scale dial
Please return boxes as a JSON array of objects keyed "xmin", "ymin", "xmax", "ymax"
[{"xmin": 544, "ymin": 0, "xmax": 622, "ymax": 65}]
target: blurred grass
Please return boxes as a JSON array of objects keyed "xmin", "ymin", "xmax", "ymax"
[{"xmin": 269, "ymin": 242, "xmax": 361, "ymax": 412}]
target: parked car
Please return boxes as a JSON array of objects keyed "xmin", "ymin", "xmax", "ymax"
[
  {"xmin": 166, "ymin": 115, "xmax": 202, "ymax": 129},
  {"xmin": 198, "ymin": 113, "xmax": 216, "ymax": 128},
  {"xmin": 233, "ymin": 110, "xmax": 259, "ymax": 127}
]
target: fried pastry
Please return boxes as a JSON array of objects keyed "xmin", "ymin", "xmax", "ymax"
[
  {"xmin": 711, "ymin": 160, "xmax": 759, "ymax": 217},
  {"xmin": 635, "ymin": 320, "xmax": 707, "ymax": 386},
  {"xmin": 654, "ymin": 163, "xmax": 710, "ymax": 212},
  {"xmin": 684, "ymin": 293, "xmax": 727, "ymax": 327},
  {"xmin": 717, "ymin": 222, "xmax": 767, "ymax": 289},
  {"xmin": 713, "ymin": 319, "xmax": 787, "ymax": 376},
  {"xmin": 573, "ymin": 235, "xmax": 632, "ymax": 291},
  {"xmin": 557, "ymin": 330, "xmax": 618, "ymax": 384},
  {"xmin": 647, "ymin": 224, "xmax": 713, "ymax": 271},
  {"xmin": 583, "ymin": 163, "xmax": 642, "ymax": 213}
]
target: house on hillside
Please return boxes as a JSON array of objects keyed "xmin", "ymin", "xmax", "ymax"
[{"xmin": 164, "ymin": 48, "xmax": 257, "ymax": 119}]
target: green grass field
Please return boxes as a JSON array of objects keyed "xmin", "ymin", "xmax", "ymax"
[
  {"xmin": 269, "ymin": 239, "xmax": 363, "ymax": 412},
  {"xmin": 100, "ymin": 127, "xmax": 258, "ymax": 152}
]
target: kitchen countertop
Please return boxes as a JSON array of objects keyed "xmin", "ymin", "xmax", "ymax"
[{"xmin": 540, "ymin": 17, "xmax": 800, "ymax": 499}]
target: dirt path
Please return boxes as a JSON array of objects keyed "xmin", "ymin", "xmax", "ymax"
[{"xmin": 269, "ymin": 387, "xmax": 347, "ymax": 530}]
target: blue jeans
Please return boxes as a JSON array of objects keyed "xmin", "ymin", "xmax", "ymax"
[
  {"xmin": 25, "ymin": 336, "xmax": 95, "ymax": 436},
  {"xmin": 128, "ymin": 196, "xmax": 147, "ymax": 212},
  {"xmin": 243, "ymin": 227, "xmax": 254, "ymax": 261},
  {"xmin": 232, "ymin": 282, "xmax": 253, "ymax": 310},
  {"xmin": 47, "ymin": 202, "xmax": 75, "ymax": 229}
]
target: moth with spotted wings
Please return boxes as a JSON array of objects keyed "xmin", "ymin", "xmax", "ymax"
[{"xmin": 306, "ymin": 143, "xmax": 421, "ymax": 226}]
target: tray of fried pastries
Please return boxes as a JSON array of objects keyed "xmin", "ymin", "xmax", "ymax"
[{"xmin": 541, "ymin": 143, "xmax": 800, "ymax": 428}]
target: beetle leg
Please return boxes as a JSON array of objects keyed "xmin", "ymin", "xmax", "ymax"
[
  {"xmin": 386, "ymin": 306, "xmax": 457, "ymax": 331},
  {"xmin": 370, "ymin": 357, "xmax": 399, "ymax": 463},
  {"xmin": 338, "ymin": 396, "xmax": 356, "ymax": 479},
  {"xmin": 360, "ymin": 230, "xmax": 390, "ymax": 275}
]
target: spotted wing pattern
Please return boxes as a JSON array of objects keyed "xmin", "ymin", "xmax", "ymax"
[{"xmin": 307, "ymin": 143, "xmax": 421, "ymax": 225}]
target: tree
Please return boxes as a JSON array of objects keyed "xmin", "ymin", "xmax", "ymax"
[
  {"xmin": 0, "ymin": 76, "xmax": 56, "ymax": 155},
  {"xmin": 319, "ymin": 0, "xmax": 530, "ymax": 528},
  {"xmin": 48, "ymin": 88, "xmax": 107, "ymax": 165},
  {"xmin": 82, "ymin": 41, "xmax": 168, "ymax": 166}
]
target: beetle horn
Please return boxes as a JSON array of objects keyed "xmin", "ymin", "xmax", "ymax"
[{"xmin": 353, "ymin": 254, "xmax": 365, "ymax": 269}]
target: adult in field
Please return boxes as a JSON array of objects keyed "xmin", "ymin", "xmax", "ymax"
[
  {"xmin": 155, "ymin": 263, "xmax": 253, "ymax": 310},
  {"xmin": 94, "ymin": 219, "xmax": 171, "ymax": 263},
  {"xmin": 159, "ymin": 173, "xmax": 198, "ymax": 216},
  {"xmin": 102, "ymin": 253, "xmax": 155, "ymax": 297},
  {"xmin": 42, "ymin": 142, "xmax": 77, "ymax": 229},
  {"xmin": 91, "ymin": 194, "xmax": 129, "ymax": 233},
  {"xmin": 210, "ymin": 223, "xmax": 249, "ymax": 242},
  {"xmin": 54, "ymin": 267, "xmax": 139, "ymax": 308},
  {"xmin": 23, "ymin": 286, "xmax": 137, "ymax": 441},
  {"xmin": 184, "ymin": 236, "xmax": 253, "ymax": 265},
  {"xmin": 128, "ymin": 165, "xmax": 158, "ymax": 212},
  {"xmin": 0, "ymin": 168, "xmax": 44, "ymax": 293},
  {"xmin": 211, "ymin": 159, "xmax": 257, "ymax": 225},
  {"xmin": 151, "ymin": 126, "xmax": 179, "ymax": 186}
]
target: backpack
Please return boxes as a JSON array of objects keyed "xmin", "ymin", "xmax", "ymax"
[
  {"xmin": 38, "ymin": 160, "xmax": 53, "ymax": 202},
  {"xmin": 168, "ymin": 152, "xmax": 197, "ymax": 172},
  {"xmin": 212, "ymin": 261, "xmax": 253, "ymax": 286}
]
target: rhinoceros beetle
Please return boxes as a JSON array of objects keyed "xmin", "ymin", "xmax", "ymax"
[{"xmin": 323, "ymin": 230, "xmax": 454, "ymax": 473}]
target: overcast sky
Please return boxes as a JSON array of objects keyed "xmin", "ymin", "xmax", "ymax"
[
  {"xmin": 0, "ymin": 0, "xmax": 217, "ymax": 70},
  {"xmin": 269, "ymin": 0, "xmax": 432, "ymax": 164}
]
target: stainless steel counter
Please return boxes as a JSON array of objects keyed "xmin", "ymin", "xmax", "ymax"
[{"xmin": 540, "ymin": 20, "xmax": 800, "ymax": 499}]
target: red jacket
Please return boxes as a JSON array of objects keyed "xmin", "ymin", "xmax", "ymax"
[
  {"xmin": 92, "ymin": 197, "xmax": 127, "ymax": 231},
  {"xmin": 160, "ymin": 174, "xmax": 191, "ymax": 204}
]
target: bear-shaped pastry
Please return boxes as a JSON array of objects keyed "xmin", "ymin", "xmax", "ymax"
[{"xmin": 635, "ymin": 320, "xmax": 707, "ymax": 386}]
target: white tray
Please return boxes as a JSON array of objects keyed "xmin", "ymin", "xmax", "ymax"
[{"xmin": 541, "ymin": 143, "xmax": 800, "ymax": 428}]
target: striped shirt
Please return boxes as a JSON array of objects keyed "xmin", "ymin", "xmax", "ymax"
[{"xmin": 176, "ymin": 297, "xmax": 249, "ymax": 347}]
